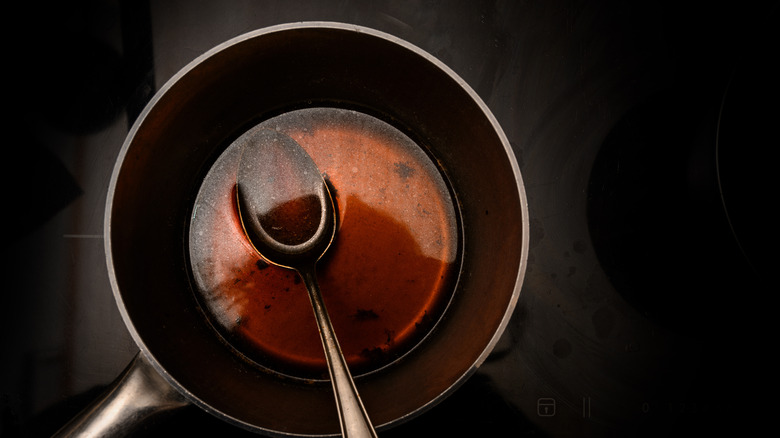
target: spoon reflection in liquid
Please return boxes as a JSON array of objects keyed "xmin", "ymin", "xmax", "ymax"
[{"xmin": 235, "ymin": 128, "xmax": 377, "ymax": 438}]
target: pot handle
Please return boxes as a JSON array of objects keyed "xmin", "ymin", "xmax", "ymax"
[{"xmin": 53, "ymin": 351, "xmax": 189, "ymax": 437}]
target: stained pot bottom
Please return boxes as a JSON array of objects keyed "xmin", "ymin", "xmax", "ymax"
[{"xmin": 188, "ymin": 107, "xmax": 460, "ymax": 380}]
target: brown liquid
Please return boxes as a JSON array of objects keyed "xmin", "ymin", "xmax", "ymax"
[
  {"xmin": 259, "ymin": 194, "xmax": 323, "ymax": 246},
  {"xmin": 189, "ymin": 108, "xmax": 459, "ymax": 379}
]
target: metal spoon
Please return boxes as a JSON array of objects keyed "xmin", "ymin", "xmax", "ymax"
[{"xmin": 235, "ymin": 128, "xmax": 377, "ymax": 438}]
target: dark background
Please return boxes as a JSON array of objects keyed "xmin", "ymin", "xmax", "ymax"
[{"xmin": 3, "ymin": 0, "xmax": 774, "ymax": 436}]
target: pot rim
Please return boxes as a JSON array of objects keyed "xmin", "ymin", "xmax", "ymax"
[{"xmin": 104, "ymin": 21, "xmax": 529, "ymax": 436}]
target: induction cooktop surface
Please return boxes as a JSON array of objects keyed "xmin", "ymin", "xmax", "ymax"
[{"xmin": 3, "ymin": 1, "xmax": 774, "ymax": 437}]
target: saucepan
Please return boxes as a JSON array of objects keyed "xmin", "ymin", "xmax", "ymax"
[{"xmin": 56, "ymin": 22, "xmax": 529, "ymax": 436}]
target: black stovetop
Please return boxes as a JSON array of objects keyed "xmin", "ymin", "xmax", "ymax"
[{"xmin": 3, "ymin": 1, "xmax": 774, "ymax": 437}]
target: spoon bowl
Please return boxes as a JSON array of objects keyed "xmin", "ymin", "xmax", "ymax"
[
  {"xmin": 235, "ymin": 127, "xmax": 377, "ymax": 438},
  {"xmin": 236, "ymin": 128, "xmax": 336, "ymax": 267}
]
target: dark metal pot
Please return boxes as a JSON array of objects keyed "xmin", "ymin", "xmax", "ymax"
[{"xmin": 57, "ymin": 22, "xmax": 528, "ymax": 437}]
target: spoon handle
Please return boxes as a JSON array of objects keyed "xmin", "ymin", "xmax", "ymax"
[{"xmin": 299, "ymin": 266, "xmax": 378, "ymax": 438}]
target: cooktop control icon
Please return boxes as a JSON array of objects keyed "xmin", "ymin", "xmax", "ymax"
[{"xmin": 537, "ymin": 398, "xmax": 556, "ymax": 417}]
